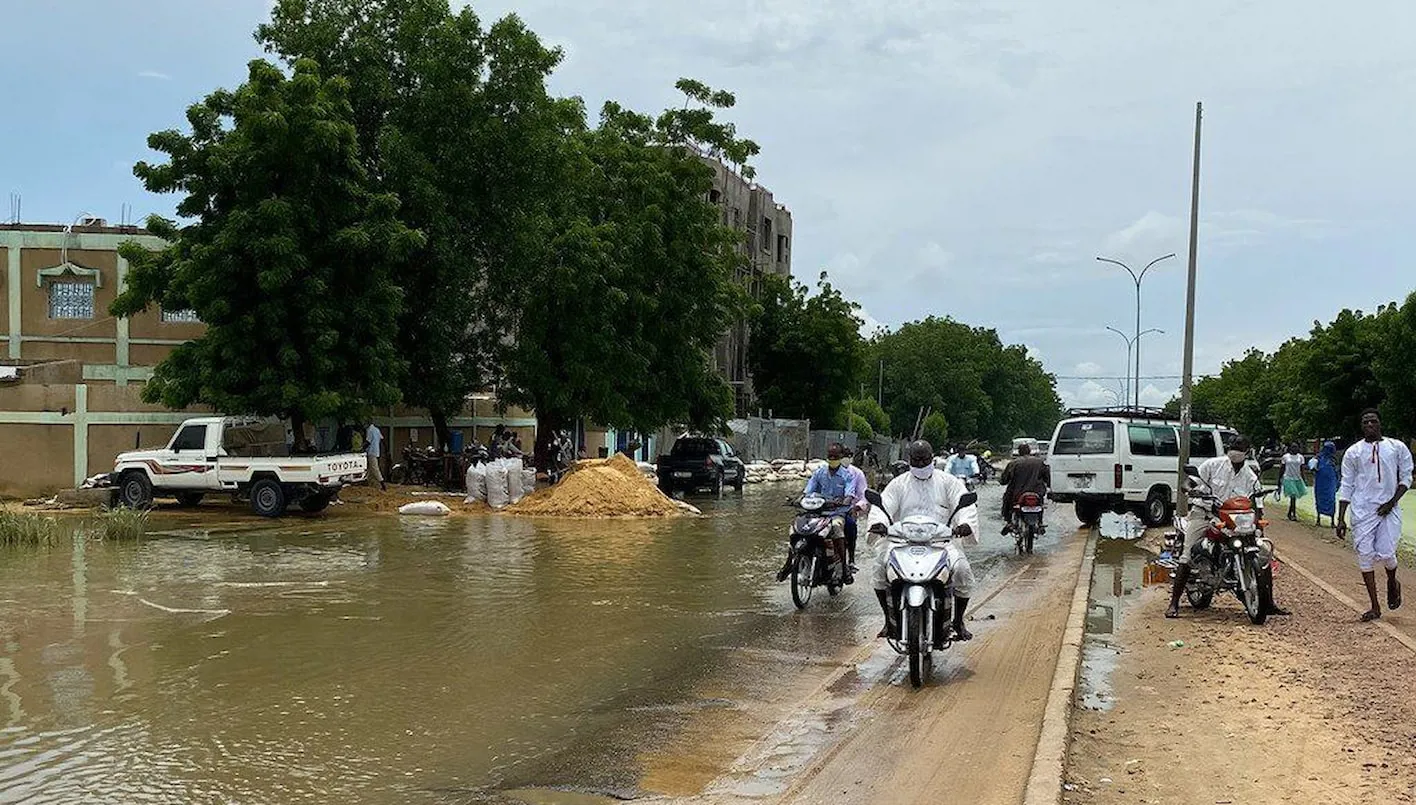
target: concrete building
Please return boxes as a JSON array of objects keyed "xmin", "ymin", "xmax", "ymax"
[
  {"xmin": 0, "ymin": 221, "xmax": 658, "ymax": 497},
  {"xmin": 701, "ymin": 157, "xmax": 793, "ymax": 415}
]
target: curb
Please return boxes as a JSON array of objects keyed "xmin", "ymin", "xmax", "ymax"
[{"xmin": 1022, "ymin": 530, "xmax": 1098, "ymax": 805}]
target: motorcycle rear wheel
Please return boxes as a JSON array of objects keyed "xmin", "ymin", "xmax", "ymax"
[
  {"xmin": 1186, "ymin": 588, "xmax": 1214, "ymax": 610},
  {"xmin": 906, "ymin": 607, "xmax": 926, "ymax": 689},
  {"xmin": 791, "ymin": 553, "xmax": 817, "ymax": 610},
  {"xmin": 1025, "ymin": 523, "xmax": 1036, "ymax": 555}
]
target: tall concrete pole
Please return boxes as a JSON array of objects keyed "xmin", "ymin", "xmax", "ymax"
[{"xmin": 1177, "ymin": 102, "xmax": 1203, "ymax": 513}]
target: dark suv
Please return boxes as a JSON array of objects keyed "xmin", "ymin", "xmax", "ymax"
[{"xmin": 656, "ymin": 436, "xmax": 745, "ymax": 495}]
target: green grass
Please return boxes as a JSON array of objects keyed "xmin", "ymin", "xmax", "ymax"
[
  {"xmin": 0, "ymin": 511, "xmax": 64, "ymax": 548},
  {"xmin": 88, "ymin": 507, "xmax": 148, "ymax": 542}
]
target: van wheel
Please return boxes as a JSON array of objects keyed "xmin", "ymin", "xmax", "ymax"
[
  {"xmin": 250, "ymin": 480, "xmax": 288, "ymax": 518},
  {"xmin": 1143, "ymin": 489, "xmax": 1172, "ymax": 527},
  {"xmin": 1074, "ymin": 500, "xmax": 1104, "ymax": 526},
  {"xmin": 118, "ymin": 472, "xmax": 154, "ymax": 510}
]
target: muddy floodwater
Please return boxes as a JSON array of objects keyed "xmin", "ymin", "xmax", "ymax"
[{"xmin": 0, "ymin": 483, "xmax": 1071, "ymax": 803}]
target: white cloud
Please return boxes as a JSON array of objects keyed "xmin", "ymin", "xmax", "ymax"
[
  {"xmin": 857, "ymin": 306, "xmax": 886, "ymax": 338},
  {"xmin": 137, "ymin": 70, "xmax": 172, "ymax": 81},
  {"xmin": 1074, "ymin": 361, "xmax": 1104, "ymax": 375}
]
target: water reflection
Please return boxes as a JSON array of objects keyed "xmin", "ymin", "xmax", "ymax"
[{"xmin": 1079, "ymin": 539, "xmax": 1167, "ymax": 711}]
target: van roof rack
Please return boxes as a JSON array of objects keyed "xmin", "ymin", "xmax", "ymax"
[{"xmin": 1064, "ymin": 406, "xmax": 1177, "ymax": 422}]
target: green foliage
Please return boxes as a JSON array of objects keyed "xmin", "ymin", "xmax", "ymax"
[
  {"xmin": 921, "ymin": 411, "xmax": 950, "ymax": 448},
  {"xmin": 113, "ymin": 58, "xmax": 418, "ymax": 429},
  {"xmin": 748, "ymin": 272, "xmax": 865, "ymax": 424},
  {"xmin": 493, "ymin": 82, "xmax": 751, "ymax": 435},
  {"xmin": 258, "ymin": 1, "xmax": 579, "ymax": 437},
  {"xmin": 847, "ymin": 396, "xmax": 891, "ymax": 436},
  {"xmin": 1169, "ymin": 296, "xmax": 1416, "ymax": 441},
  {"xmin": 89, "ymin": 508, "xmax": 148, "ymax": 542},
  {"xmin": 0, "ymin": 512, "xmax": 62, "ymax": 548},
  {"xmin": 868, "ymin": 317, "xmax": 1061, "ymax": 445},
  {"xmin": 847, "ymin": 413, "xmax": 874, "ymax": 442}
]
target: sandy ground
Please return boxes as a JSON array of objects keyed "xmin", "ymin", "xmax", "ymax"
[
  {"xmin": 643, "ymin": 530, "xmax": 1091, "ymax": 805},
  {"xmin": 1065, "ymin": 519, "xmax": 1416, "ymax": 805}
]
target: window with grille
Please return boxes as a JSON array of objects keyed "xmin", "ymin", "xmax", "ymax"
[
  {"xmin": 161, "ymin": 308, "xmax": 201, "ymax": 324},
  {"xmin": 48, "ymin": 281, "xmax": 95, "ymax": 319}
]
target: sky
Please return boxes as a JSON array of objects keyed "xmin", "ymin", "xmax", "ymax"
[{"xmin": 5, "ymin": 1, "xmax": 1416, "ymax": 410}]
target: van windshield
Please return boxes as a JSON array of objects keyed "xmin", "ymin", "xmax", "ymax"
[{"xmin": 1053, "ymin": 421, "xmax": 1116, "ymax": 455}]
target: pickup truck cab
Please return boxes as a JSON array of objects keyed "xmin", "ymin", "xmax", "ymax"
[
  {"xmin": 111, "ymin": 417, "xmax": 367, "ymax": 517},
  {"xmin": 656, "ymin": 435, "xmax": 746, "ymax": 495}
]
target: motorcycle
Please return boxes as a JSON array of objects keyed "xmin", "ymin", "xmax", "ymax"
[
  {"xmin": 782, "ymin": 494, "xmax": 852, "ymax": 609},
  {"xmin": 1010, "ymin": 491, "xmax": 1046, "ymax": 555},
  {"xmin": 865, "ymin": 489, "xmax": 979, "ymax": 689},
  {"xmin": 1167, "ymin": 465, "xmax": 1276, "ymax": 625}
]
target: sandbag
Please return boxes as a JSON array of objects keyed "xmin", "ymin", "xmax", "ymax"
[
  {"xmin": 521, "ymin": 467, "xmax": 536, "ymax": 496},
  {"xmin": 506, "ymin": 458, "xmax": 525, "ymax": 504},
  {"xmin": 398, "ymin": 500, "xmax": 451, "ymax": 517},
  {"xmin": 464, "ymin": 462, "xmax": 487, "ymax": 504},
  {"xmin": 486, "ymin": 461, "xmax": 510, "ymax": 509}
]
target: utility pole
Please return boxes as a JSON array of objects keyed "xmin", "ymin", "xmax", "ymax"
[
  {"xmin": 1177, "ymin": 102, "xmax": 1203, "ymax": 513},
  {"xmin": 877, "ymin": 359, "xmax": 884, "ymax": 408}
]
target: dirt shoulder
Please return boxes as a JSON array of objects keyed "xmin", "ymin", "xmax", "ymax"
[{"xmin": 1065, "ymin": 533, "xmax": 1416, "ymax": 804}]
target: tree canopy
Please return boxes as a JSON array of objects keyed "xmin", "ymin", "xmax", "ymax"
[
  {"xmin": 112, "ymin": 58, "xmax": 421, "ymax": 431},
  {"xmin": 748, "ymin": 272, "xmax": 865, "ymax": 425},
  {"xmin": 1170, "ymin": 294, "xmax": 1416, "ymax": 442},
  {"xmin": 867, "ymin": 317, "xmax": 1061, "ymax": 445}
]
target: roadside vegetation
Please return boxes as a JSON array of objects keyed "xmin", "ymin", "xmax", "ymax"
[
  {"xmin": 0, "ymin": 511, "xmax": 63, "ymax": 548},
  {"xmin": 89, "ymin": 507, "xmax": 149, "ymax": 542}
]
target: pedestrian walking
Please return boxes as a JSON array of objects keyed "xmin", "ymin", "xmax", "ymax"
[
  {"xmin": 1337, "ymin": 410, "xmax": 1412, "ymax": 622},
  {"xmin": 365, "ymin": 422, "xmax": 386, "ymax": 491},
  {"xmin": 1280, "ymin": 442, "xmax": 1309, "ymax": 521},
  {"xmin": 1313, "ymin": 441, "xmax": 1340, "ymax": 527}
]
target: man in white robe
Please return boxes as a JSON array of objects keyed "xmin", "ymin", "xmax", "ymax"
[{"xmin": 1337, "ymin": 409, "xmax": 1413, "ymax": 622}]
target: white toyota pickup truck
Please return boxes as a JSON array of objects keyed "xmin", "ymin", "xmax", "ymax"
[{"xmin": 110, "ymin": 416, "xmax": 368, "ymax": 517}]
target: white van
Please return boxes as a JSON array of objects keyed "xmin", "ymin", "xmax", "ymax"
[{"xmin": 1045, "ymin": 410, "xmax": 1237, "ymax": 527}]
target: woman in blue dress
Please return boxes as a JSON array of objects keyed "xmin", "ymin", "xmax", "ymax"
[{"xmin": 1312, "ymin": 440, "xmax": 1340, "ymax": 527}]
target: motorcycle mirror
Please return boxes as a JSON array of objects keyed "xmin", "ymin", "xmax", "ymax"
[
  {"xmin": 865, "ymin": 489, "xmax": 884, "ymax": 508},
  {"xmin": 1183, "ymin": 465, "xmax": 1201, "ymax": 478},
  {"xmin": 956, "ymin": 492, "xmax": 979, "ymax": 510}
]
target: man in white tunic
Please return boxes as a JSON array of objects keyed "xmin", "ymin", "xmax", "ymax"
[
  {"xmin": 1337, "ymin": 409, "xmax": 1413, "ymax": 622},
  {"xmin": 868, "ymin": 441, "xmax": 980, "ymax": 643}
]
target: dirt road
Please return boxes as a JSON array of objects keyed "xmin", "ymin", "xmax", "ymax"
[{"xmin": 1065, "ymin": 520, "xmax": 1416, "ymax": 805}]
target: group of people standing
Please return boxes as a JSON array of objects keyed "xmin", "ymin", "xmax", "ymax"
[{"xmin": 1276, "ymin": 439, "xmax": 1342, "ymax": 525}]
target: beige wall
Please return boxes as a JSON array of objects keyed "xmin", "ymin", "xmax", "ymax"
[
  {"xmin": 0, "ymin": 424, "xmax": 73, "ymax": 498},
  {"xmin": 19, "ymin": 248, "xmax": 118, "ymax": 339},
  {"xmin": 88, "ymin": 423, "xmax": 182, "ymax": 477}
]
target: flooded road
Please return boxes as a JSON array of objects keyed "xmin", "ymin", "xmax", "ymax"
[{"xmin": 0, "ymin": 482, "xmax": 1076, "ymax": 804}]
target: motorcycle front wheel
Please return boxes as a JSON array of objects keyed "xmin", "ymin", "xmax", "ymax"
[
  {"xmin": 906, "ymin": 606, "xmax": 926, "ymax": 689},
  {"xmin": 1241, "ymin": 556, "xmax": 1268, "ymax": 625},
  {"xmin": 791, "ymin": 553, "xmax": 817, "ymax": 610}
]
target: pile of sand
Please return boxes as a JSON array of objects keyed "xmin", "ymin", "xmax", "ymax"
[{"xmin": 507, "ymin": 453, "xmax": 687, "ymax": 518}]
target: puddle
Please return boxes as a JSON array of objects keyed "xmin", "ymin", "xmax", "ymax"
[{"xmin": 1079, "ymin": 539, "xmax": 1169, "ymax": 711}]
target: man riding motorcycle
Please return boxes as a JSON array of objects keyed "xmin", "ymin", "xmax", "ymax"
[
  {"xmin": 1165, "ymin": 436, "xmax": 1290, "ymax": 618},
  {"xmin": 999, "ymin": 442, "xmax": 1051, "ymax": 535},
  {"xmin": 798, "ymin": 443, "xmax": 858, "ymax": 584},
  {"xmin": 946, "ymin": 446, "xmax": 979, "ymax": 483},
  {"xmin": 869, "ymin": 440, "xmax": 979, "ymax": 640},
  {"xmin": 841, "ymin": 446, "xmax": 870, "ymax": 569}
]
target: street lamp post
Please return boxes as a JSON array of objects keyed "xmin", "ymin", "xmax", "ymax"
[
  {"xmin": 1097, "ymin": 253, "xmax": 1177, "ymax": 409},
  {"xmin": 1105, "ymin": 326, "xmax": 1164, "ymax": 408}
]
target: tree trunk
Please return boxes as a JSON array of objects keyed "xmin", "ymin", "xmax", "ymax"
[
  {"xmin": 291, "ymin": 411, "xmax": 308, "ymax": 455},
  {"xmin": 430, "ymin": 409, "xmax": 452, "ymax": 454},
  {"xmin": 534, "ymin": 411, "xmax": 562, "ymax": 472}
]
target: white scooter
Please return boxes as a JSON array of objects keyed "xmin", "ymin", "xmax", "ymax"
[{"xmin": 865, "ymin": 489, "xmax": 978, "ymax": 688}]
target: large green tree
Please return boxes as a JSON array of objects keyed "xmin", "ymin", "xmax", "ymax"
[
  {"xmin": 112, "ymin": 59, "xmax": 421, "ymax": 435},
  {"xmin": 498, "ymin": 83, "xmax": 757, "ymax": 448},
  {"xmin": 748, "ymin": 272, "xmax": 865, "ymax": 425},
  {"xmin": 258, "ymin": 0, "xmax": 579, "ymax": 445},
  {"xmin": 868, "ymin": 317, "xmax": 1060, "ymax": 446}
]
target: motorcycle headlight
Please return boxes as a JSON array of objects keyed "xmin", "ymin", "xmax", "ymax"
[
  {"xmin": 1231, "ymin": 538, "xmax": 1243, "ymax": 550},
  {"xmin": 902, "ymin": 522, "xmax": 940, "ymax": 543}
]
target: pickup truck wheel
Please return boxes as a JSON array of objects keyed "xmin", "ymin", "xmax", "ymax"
[
  {"xmin": 299, "ymin": 493, "xmax": 333, "ymax": 514},
  {"xmin": 250, "ymin": 479, "xmax": 288, "ymax": 518},
  {"xmin": 118, "ymin": 472, "xmax": 154, "ymax": 510},
  {"xmin": 174, "ymin": 492, "xmax": 205, "ymax": 508}
]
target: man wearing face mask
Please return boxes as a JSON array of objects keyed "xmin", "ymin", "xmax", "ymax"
[
  {"xmin": 840, "ymin": 446, "xmax": 870, "ymax": 570},
  {"xmin": 868, "ymin": 440, "xmax": 979, "ymax": 641},
  {"xmin": 1166, "ymin": 436, "xmax": 1290, "ymax": 618},
  {"xmin": 801, "ymin": 443, "xmax": 859, "ymax": 584}
]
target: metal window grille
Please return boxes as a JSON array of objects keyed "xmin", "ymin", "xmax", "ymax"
[
  {"xmin": 48, "ymin": 281, "xmax": 94, "ymax": 319},
  {"xmin": 161, "ymin": 308, "xmax": 201, "ymax": 323}
]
